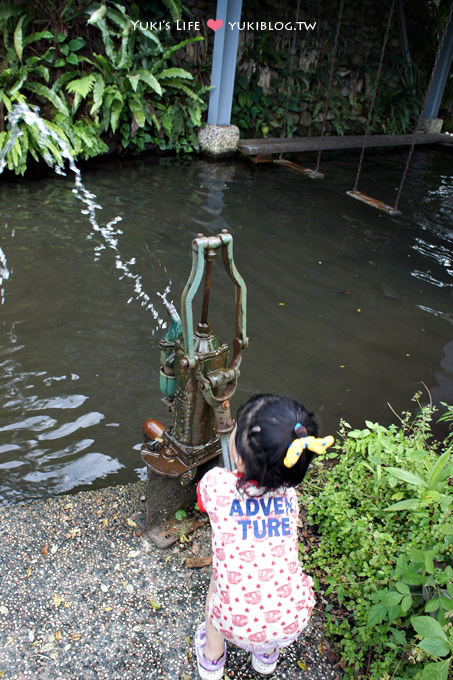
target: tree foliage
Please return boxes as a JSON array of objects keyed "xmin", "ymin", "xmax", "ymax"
[{"xmin": 302, "ymin": 400, "xmax": 453, "ymax": 680}]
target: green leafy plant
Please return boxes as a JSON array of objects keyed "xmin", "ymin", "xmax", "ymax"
[
  {"xmin": 411, "ymin": 615, "xmax": 452, "ymax": 680},
  {"xmin": 0, "ymin": 1, "xmax": 208, "ymax": 173},
  {"xmin": 231, "ymin": 75, "xmax": 274, "ymax": 137},
  {"xmin": 73, "ymin": 2, "xmax": 208, "ymax": 153},
  {"xmin": 369, "ymin": 550, "xmax": 453, "ymax": 679},
  {"xmin": 302, "ymin": 402, "xmax": 453, "ymax": 680}
]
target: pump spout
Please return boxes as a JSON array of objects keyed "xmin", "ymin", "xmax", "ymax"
[
  {"xmin": 162, "ymin": 300, "xmax": 181, "ymax": 330},
  {"xmin": 159, "ymin": 301, "xmax": 182, "ymax": 404}
]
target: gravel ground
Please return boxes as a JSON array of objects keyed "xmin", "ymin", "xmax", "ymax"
[{"xmin": 0, "ymin": 481, "xmax": 344, "ymax": 680}]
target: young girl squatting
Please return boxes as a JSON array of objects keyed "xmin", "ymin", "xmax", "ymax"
[{"xmin": 195, "ymin": 393, "xmax": 334, "ymax": 678}]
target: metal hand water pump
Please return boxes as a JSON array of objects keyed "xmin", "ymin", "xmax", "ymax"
[{"xmin": 141, "ymin": 230, "xmax": 247, "ymax": 544}]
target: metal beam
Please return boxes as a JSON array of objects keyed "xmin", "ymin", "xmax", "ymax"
[
  {"xmin": 207, "ymin": 0, "xmax": 243, "ymax": 126},
  {"xmin": 423, "ymin": 11, "xmax": 453, "ymax": 119},
  {"xmin": 396, "ymin": 0, "xmax": 413, "ymax": 86}
]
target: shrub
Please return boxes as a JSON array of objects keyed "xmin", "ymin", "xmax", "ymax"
[{"xmin": 302, "ymin": 401, "xmax": 453, "ymax": 680}]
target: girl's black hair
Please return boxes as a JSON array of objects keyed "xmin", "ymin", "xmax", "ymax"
[{"xmin": 235, "ymin": 393, "xmax": 318, "ymax": 494}]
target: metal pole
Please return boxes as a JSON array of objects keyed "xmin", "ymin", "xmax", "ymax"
[
  {"xmin": 395, "ymin": 0, "xmax": 413, "ymax": 86},
  {"xmin": 422, "ymin": 10, "xmax": 453, "ymax": 119},
  {"xmin": 207, "ymin": 0, "xmax": 243, "ymax": 125},
  {"xmin": 220, "ymin": 433, "xmax": 234, "ymax": 471}
]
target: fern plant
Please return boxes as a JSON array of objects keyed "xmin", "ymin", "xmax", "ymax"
[
  {"xmin": 86, "ymin": 2, "xmax": 207, "ymax": 152},
  {"xmin": 0, "ymin": 0, "xmax": 208, "ymax": 173}
]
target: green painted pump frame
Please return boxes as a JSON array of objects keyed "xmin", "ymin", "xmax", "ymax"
[
  {"xmin": 141, "ymin": 228, "xmax": 248, "ymax": 482},
  {"xmin": 181, "ymin": 230, "xmax": 248, "ymax": 369}
]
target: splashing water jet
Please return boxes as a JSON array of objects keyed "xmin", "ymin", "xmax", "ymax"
[{"xmin": 0, "ymin": 102, "xmax": 170, "ymax": 328}]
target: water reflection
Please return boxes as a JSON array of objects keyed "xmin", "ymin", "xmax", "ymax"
[
  {"xmin": 190, "ymin": 161, "xmax": 236, "ymax": 233},
  {"xmin": 431, "ymin": 340, "xmax": 453, "ymax": 403},
  {"xmin": 22, "ymin": 452, "xmax": 124, "ymax": 494},
  {"xmin": 0, "ymin": 220, "xmax": 13, "ymax": 306}
]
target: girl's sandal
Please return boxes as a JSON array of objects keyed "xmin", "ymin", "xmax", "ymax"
[
  {"xmin": 194, "ymin": 623, "xmax": 226, "ymax": 680},
  {"xmin": 251, "ymin": 648, "xmax": 279, "ymax": 675}
]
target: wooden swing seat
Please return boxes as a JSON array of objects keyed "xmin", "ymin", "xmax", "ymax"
[
  {"xmin": 346, "ymin": 190, "xmax": 401, "ymax": 215},
  {"xmin": 273, "ymin": 158, "xmax": 324, "ymax": 179}
]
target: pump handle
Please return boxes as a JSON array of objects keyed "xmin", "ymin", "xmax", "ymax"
[{"xmin": 181, "ymin": 230, "xmax": 248, "ymax": 369}]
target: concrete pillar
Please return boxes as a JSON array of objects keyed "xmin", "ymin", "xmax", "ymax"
[{"xmin": 198, "ymin": 0, "xmax": 242, "ymax": 156}]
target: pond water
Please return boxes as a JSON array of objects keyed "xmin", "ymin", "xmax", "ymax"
[{"xmin": 0, "ymin": 145, "xmax": 452, "ymax": 506}]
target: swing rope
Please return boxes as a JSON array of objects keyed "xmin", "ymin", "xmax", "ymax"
[
  {"xmin": 315, "ymin": 0, "xmax": 345, "ymax": 174},
  {"xmin": 393, "ymin": 2, "xmax": 453, "ymax": 212},
  {"xmin": 352, "ymin": 0, "xmax": 397, "ymax": 193},
  {"xmin": 275, "ymin": 0, "xmax": 343, "ymax": 179},
  {"xmin": 279, "ymin": 0, "xmax": 301, "ymax": 160}
]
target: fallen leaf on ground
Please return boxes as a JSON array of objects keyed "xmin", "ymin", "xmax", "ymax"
[
  {"xmin": 318, "ymin": 639, "xmax": 329, "ymax": 655},
  {"xmin": 65, "ymin": 527, "xmax": 81, "ymax": 539},
  {"xmin": 185, "ymin": 556, "xmax": 212, "ymax": 569},
  {"xmin": 148, "ymin": 600, "xmax": 161, "ymax": 610}
]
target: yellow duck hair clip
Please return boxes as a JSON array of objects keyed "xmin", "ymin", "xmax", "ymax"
[{"xmin": 283, "ymin": 422, "xmax": 335, "ymax": 468}]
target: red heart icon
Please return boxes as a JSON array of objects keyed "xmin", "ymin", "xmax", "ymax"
[{"xmin": 207, "ymin": 18, "xmax": 223, "ymax": 32}]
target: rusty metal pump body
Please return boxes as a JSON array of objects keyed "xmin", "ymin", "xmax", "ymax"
[{"xmin": 141, "ymin": 230, "xmax": 247, "ymax": 543}]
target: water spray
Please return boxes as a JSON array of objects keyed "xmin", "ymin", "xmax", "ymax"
[{"xmin": 0, "ymin": 102, "xmax": 169, "ymax": 327}]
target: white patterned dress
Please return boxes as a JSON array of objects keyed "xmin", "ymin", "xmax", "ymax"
[{"xmin": 197, "ymin": 466, "xmax": 315, "ymax": 653}]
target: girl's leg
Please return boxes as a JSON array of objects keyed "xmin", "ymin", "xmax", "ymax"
[{"xmin": 204, "ymin": 577, "xmax": 226, "ymax": 661}]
